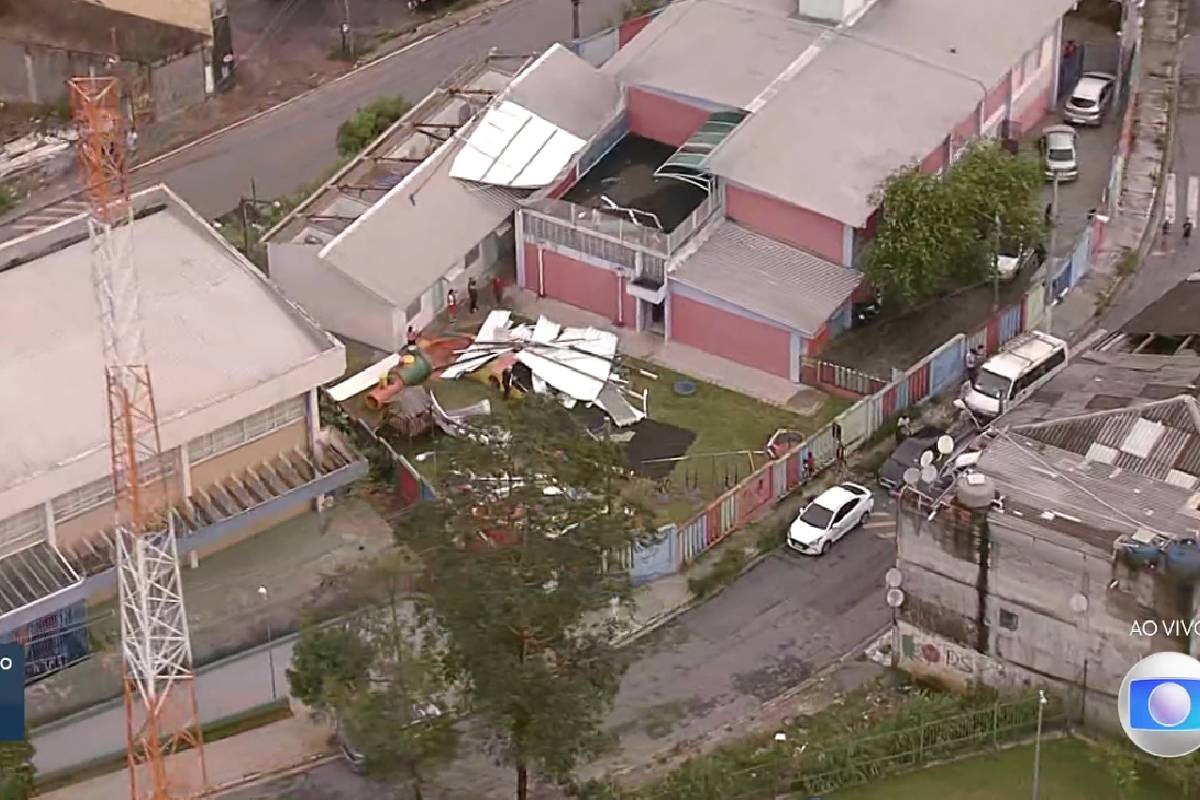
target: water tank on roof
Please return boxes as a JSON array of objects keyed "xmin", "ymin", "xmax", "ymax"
[
  {"xmin": 955, "ymin": 472, "xmax": 994, "ymax": 510},
  {"xmin": 1164, "ymin": 538, "xmax": 1200, "ymax": 581}
]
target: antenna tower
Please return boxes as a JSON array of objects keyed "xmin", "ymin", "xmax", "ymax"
[{"xmin": 69, "ymin": 76, "xmax": 207, "ymax": 800}]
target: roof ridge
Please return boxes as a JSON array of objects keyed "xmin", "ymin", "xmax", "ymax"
[{"xmin": 1011, "ymin": 394, "xmax": 1200, "ymax": 435}]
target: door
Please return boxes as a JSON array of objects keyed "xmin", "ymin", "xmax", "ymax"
[{"xmin": 832, "ymin": 502, "xmax": 854, "ymax": 541}]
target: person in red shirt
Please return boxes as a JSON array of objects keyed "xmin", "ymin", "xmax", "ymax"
[{"xmin": 492, "ymin": 275, "xmax": 504, "ymax": 306}]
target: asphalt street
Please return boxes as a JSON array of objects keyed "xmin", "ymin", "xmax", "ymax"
[
  {"xmin": 1102, "ymin": 0, "xmax": 1200, "ymax": 331},
  {"xmin": 214, "ymin": 489, "xmax": 897, "ymax": 799},
  {"xmin": 3, "ymin": 0, "xmax": 628, "ymax": 236}
]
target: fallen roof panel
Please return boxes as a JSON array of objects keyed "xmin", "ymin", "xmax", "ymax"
[{"xmin": 328, "ymin": 353, "xmax": 401, "ymax": 401}]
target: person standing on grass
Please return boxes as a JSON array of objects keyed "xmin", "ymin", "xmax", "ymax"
[
  {"xmin": 447, "ymin": 289, "xmax": 458, "ymax": 322},
  {"xmin": 467, "ymin": 277, "xmax": 479, "ymax": 314}
]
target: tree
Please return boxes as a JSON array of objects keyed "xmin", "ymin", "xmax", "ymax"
[
  {"xmin": 336, "ymin": 96, "xmax": 413, "ymax": 157},
  {"xmin": 335, "ymin": 555, "xmax": 458, "ymax": 800},
  {"xmin": 864, "ymin": 139, "xmax": 1045, "ymax": 305},
  {"xmin": 286, "ymin": 624, "xmax": 372, "ymax": 712},
  {"xmin": 0, "ymin": 737, "xmax": 35, "ymax": 800},
  {"xmin": 396, "ymin": 398, "xmax": 649, "ymax": 799}
]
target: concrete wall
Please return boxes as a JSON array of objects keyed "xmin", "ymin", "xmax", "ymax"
[
  {"xmin": 83, "ymin": 0, "xmax": 213, "ymax": 36},
  {"xmin": 627, "ymin": 86, "xmax": 710, "ymax": 148},
  {"xmin": 0, "ymin": 39, "xmax": 111, "ymax": 104},
  {"xmin": 725, "ymin": 183, "xmax": 846, "ymax": 264},
  {"xmin": 53, "ymin": 470, "xmax": 186, "ymax": 552},
  {"xmin": 896, "ymin": 503, "xmax": 1184, "ymax": 732},
  {"xmin": 151, "ymin": 48, "xmax": 206, "ymax": 118},
  {"xmin": 669, "ymin": 284, "xmax": 792, "ymax": 378},
  {"xmin": 268, "ymin": 242, "xmax": 403, "ymax": 351}
]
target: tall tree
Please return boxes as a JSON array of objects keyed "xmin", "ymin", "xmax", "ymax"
[
  {"xmin": 396, "ymin": 398, "xmax": 648, "ymax": 799},
  {"xmin": 0, "ymin": 737, "xmax": 35, "ymax": 800},
  {"xmin": 864, "ymin": 139, "xmax": 1045, "ymax": 305}
]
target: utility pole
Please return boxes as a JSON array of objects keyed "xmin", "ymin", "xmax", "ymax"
[
  {"xmin": 571, "ymin": 0, "xmax": 581, "ymax": 39},
  {"xmin": 1043, "ymin": 174, "xmax": 1059, "ymax": 334},
  {"xmin": 992, "ymin": 212, "xmax": 1001, "ymax": 311},
  {"xmin": 342, "ymin": 0, "xmax": 355, "ymax": 60},
  {"xmin": 1031, "ymin": 689, "xmax": 1047, "ymax": 800}
]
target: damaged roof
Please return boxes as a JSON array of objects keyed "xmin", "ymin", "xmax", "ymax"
[
  {"xmin": 670, "ymin": 221, "xmax": 861, "ymax": 334},
  {"xmin": 1009, "ymin": 396, "xmax": 1200, "ymax": 488}
]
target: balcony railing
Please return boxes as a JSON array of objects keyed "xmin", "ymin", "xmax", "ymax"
[{"xmin": 521, "ymin": 186, "xmax": 722, "ymax": 278}]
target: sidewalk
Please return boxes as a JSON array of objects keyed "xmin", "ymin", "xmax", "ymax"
[{"xmin": 510, "ymin": 289, "xmax": 827, "ymax": 413}]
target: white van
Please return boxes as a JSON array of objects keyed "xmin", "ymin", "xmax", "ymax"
[{"xmin": 957, "ymin": 331, "xmax": 1068, "ymax": 421}]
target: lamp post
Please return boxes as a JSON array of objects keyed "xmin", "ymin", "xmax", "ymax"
[
  {"xmin": 258, "ymin": 585, "xmax": 278, "ymax": 702},
  {"xmin": 571, "ymin": 0, "xmax": 581, "ymax": 39},
  {"xmin": 1031, "ymin": 689, "xmax": 1047, "ymax": 800}
]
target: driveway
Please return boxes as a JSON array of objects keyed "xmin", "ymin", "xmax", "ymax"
[{"xmin": 213, "ymin": 490, "xmax": 897, "ymax": 799}]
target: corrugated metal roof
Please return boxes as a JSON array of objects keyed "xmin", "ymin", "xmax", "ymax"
[
  {"xmin": 1010, "ymin": 396, "xmax": 1200, "ymax": 482},
  {"xmin": 506, "ymin": 44, "xmax": 622, "ymax": 140},
  {"xmin": 670, "ymin": 221, "xmax": 861, "ymax": 334},
  {"xmin": 1123, "ymin": 272, "xmax": 1200, "ymax": 336},
  {"xmin": 0, "ymin": 541, "xmax": 81, "ymax": 617}
]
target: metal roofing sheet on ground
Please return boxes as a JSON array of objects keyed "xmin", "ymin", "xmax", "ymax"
[{"xmin": 670, "ymin": 221, "xmax": 861, "ymax": 334}]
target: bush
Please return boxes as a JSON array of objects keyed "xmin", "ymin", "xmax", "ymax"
[
  {"xmin": 687, "ymin": 545, "xmax": 746, "ymax": 599},
  {"xmin": 0, "ymin": 186, "xmax": 16, "ymax": 216},
  {"xmin": 336, "ymin": 96, "xmax": 412, "ymax": 157}
]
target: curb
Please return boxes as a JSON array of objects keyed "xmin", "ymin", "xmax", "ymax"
[{"xmin": 202, "ymin": 752, "xmax": 340, "ymax": 798}]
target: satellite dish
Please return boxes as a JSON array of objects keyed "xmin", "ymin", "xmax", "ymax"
[
  {"xmin": 885, "ymin": 568, "xmax": 903, "ymax": 588},
  {"xmin": 1069, "ymin": 593, "xmax": 1088, "ymax": 614},
  {"xmin": 920, "ymin": 465, "xmax": 938, "ymax": 484},
  {"xmin": 886, "ymin": 588, "xmax": 905, "ymax": 608},
  {"xmin": 919, "ymin": 451, "xmax": 934, "ymax": 468},
  {"xmin": 937, "ymin": 435, "xmax": 954, "ymax": 455},
  {"xmin": 903, "ymin": 467, "xmax": 921, "ymax": 486}
]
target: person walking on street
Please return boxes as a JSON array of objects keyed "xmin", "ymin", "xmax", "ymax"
[
  {"xmin": 406, "ymin": 326, "xmax": 419, "ymax": 350},
  {"xmin": 804, "ymin": 451, "xmax": 816, "ymax": 482},
  {"xmin": 1185, "ymin": 219, "xmax": 1193, "ymax": 243},
  {"xmin": 965, "ymin": 346, "xmax": 981, "ymax": 385},
  {"xmin": 492, "ymin": 274, "xmax": 504, "ymax": 306},
  {"xmin": 447, "ymin": 289, "xmax": 458, "ymax": 322},
  {"xmin": 896, "ymin": 414, "xmax": 911, "ymax": 444},
  {"xmin": 467, "ymin": 277, "xmax": 479, "ymax": 314}
]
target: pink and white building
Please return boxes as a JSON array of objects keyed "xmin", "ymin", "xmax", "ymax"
[{"xmin": 514, "ymin": 0, "xmax": 1076, "ymax": 382}]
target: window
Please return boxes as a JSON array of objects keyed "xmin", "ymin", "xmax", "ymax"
[
  {"xmin": 188, "ymin": 396, "xmax": 306, "ymax": 463},
  {"xmin": 405, "ymin": 297, "xmax": 422, "ymax": 323},
  {"xmin": 0, "ymin": 506, "xmax": 46, "ymax": 548},
  {"xmin": 51, "ymin": 456, "xmax": 178, "ymax": 523},
  {"xmin": 999, "ymin": 609, "xmax": 1019, "ymax": 631},
  {"xmin": 464, "ymin": 243, "xmax": 480, "ymax": 267},
  {"xmin": 1043, "ymin": 349, "xmax": 1066, "ymax": 374}
]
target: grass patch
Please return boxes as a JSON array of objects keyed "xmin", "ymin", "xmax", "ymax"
[
  {"xmin": 0, "ymin": 185, "xmax": 15, "ymax": 216},
  {"xmin": 36, "ymin": 700, "xmax": 292, "ymax": 793},
  {"xmin": 831, "ymin": 738, "xmax": 1174, "ymax": 800},
  {"xmin": 1117, "ymin": 248, "xmax": 1139, "ymax": 276},
  {"xmin": 686, "ymin": 545, "xmax": 746, "ymax": 599},
  {"xmin": 623, "ymin": 359, "xmax": 837, "ymax": 522}
]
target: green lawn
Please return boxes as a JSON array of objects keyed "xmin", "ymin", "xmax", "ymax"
[
  {"xmin": 622, "ymin": 359, "xmax": 844, "ymax": 522},
  {"xmin": 833, "ymin": 739, "xmax": 1175, "ymax": 800}
]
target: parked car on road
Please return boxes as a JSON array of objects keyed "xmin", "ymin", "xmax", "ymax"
[
  {"xmin": 787, "ymin": 482, "xmax": 874, "ymax": 556},
  {"xmin": 994, "ymin": 245, "xmax": 1036, "ymax": 283},
  {"xmin": 877, "ymin": 426, "xmax": 945, "ymax": 491},
  {"xmin": 1064, "ymin": 72, "xmax": 1116, "ymax": 126},
  {"xmin": 1040, "ymin": 124, "xmax": 1079, "ymax": 182},
  {"xmin": 956, "ymin": 331, "xmax": 1068, "ymax": 422}
]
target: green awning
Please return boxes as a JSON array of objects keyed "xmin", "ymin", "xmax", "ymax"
[{"xmin": 655, "ymin": 110, "xmax": 748, "ymax": 191}]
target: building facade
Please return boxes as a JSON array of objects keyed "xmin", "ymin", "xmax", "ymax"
[{"xmin": 0, "ymin": 186, "xmax": 364, "ymax": 665}]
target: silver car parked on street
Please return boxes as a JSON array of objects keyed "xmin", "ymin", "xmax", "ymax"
[{"xmin": 1064, "ymin": 72, "xmax": 1116, "ymax": 126}]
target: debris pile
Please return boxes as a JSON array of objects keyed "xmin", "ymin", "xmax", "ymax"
[{"xmin": 441, "ymin": 311, "xmax": 647, "ymax": 426}]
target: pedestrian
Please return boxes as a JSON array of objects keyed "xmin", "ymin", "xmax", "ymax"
[
  {"xmin": 965, "ymin": 345, "xmax": 981, "ymax": 384},
  {"xmin": 492, "ymin": 274, "xmax": 504, "ymax": 306},
  {"xmin": 446, "ymin": 289, "xmax": 458, "ymax": 322},
  {"xmin": 126, "ymin": 127, "xmax": 138, "ymax": 158},
  {"xmin": 467, "ymin": 277, "xmax": 479, "ymax": 314},
  {"xmin": 804, "ymin": 451, "xmax": 816, "ymax": 481},
  {"xmin": 406, "ymin": 325, "xmax": 419, "ymax": 350},
  {"xmin": 501, "ymin": 366, "xmax": 513, "ymax": 400},
  {"xmin": 896, "ymin": 414, "xmax": 911, "ymax": 444},
  {"xmin": 1185, "ymin": 219, "xmax": 1193, "ymax": 242},
  {"xmin": 1044, "ymin": 202, "xmax": 1053, "ymax": 226}
]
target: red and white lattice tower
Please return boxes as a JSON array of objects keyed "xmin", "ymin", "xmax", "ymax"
[{"xmin": 68, "ymin": 77, "xmax": 207, "ymax": 800}]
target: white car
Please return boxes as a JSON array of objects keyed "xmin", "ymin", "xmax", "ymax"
[
  {"xmin": 787, "ymin": 482, "xmax": 875, "ymax": 556},
  {"xmin": 1064, "ymin": 72, "xmax": 1115, "ymax": 126},
  {"xmin": 1041, "ymin": 124, "xmax": 1078, "ymax": 182}
]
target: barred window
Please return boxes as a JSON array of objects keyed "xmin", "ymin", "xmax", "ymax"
[
  {"xmin": 0, "ymin": 506, "xmax": 46, "ymax": 547},
  {"xmin": 51, "ymin": 475, "xmax": 114, "ymax": 523},
  {"xmin": 188, "ymin": 396, "xmax": 306, "ymax": 463}
]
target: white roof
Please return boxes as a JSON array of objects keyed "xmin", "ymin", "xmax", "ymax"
[
  {"xmin": 0, "ymin": 186, "xmax": 343, "ymax": 506},
  {"xmin": 506, "ymin": 44, "xmax": 622, "ymax": 139},
  {"xmin": 705, "ymin": 0, "xmax": 1077, "ymax": 227},
  {"xmin": 601, "ymin": 0, "xmax": 820, "ymax": 109}
]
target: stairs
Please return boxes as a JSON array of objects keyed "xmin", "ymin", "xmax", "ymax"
[{"xmin": 63, "ymin": 434, "xmax": 362, "ymax": 578}]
